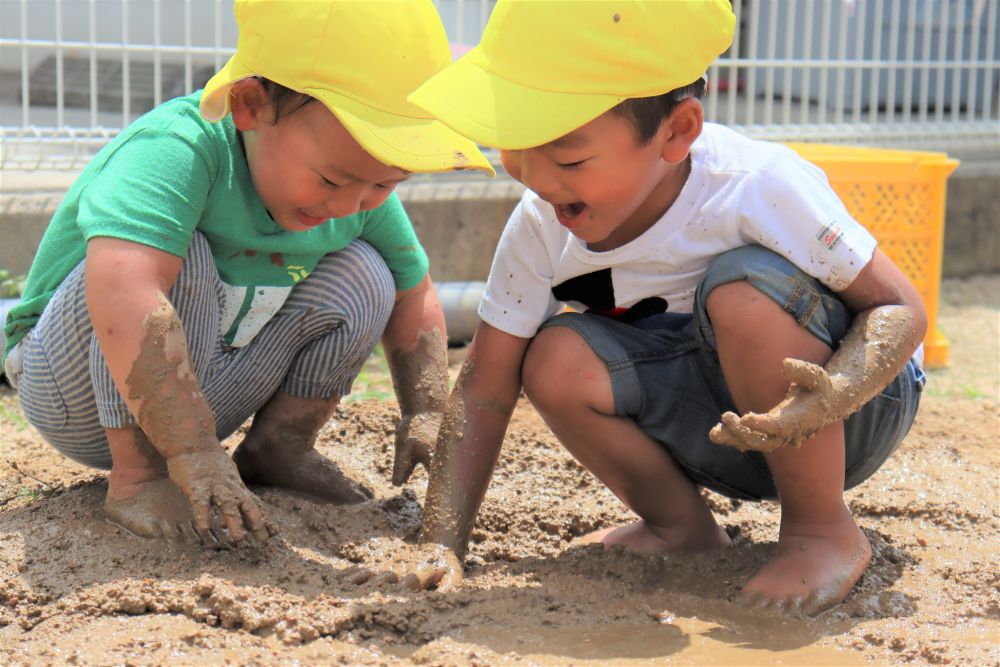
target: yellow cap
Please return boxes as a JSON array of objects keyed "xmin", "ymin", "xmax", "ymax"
[
  {"xmin": 409, "ymin": 0, "xmax": 736, "ymax": 150},
  {"xmin": 201, "ymin": 0, "xmax": 494, "ymax": 175}
]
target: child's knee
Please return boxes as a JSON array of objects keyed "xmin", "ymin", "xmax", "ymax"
[
  {"xmin": 522, "ymin": 325, "xmax": 610, "ymax": 413},
  {"xmin": 523, "ymin": 328, "xmax": 569, "ymax": 406},
  {"xmin": 697, "ymin": 247, "xmax": 851, "ymax": 352},
  {"xmin": 704, "ymin": 280, "xmax": 772, "ymax": 334},
  {"xmin": 292, "ymin": 241, "xmax": 395, "ymax": 335}
]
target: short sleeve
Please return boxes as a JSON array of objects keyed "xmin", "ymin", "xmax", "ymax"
[
  {"xmin": 737, "ymin": 151, "xmax": 877, "ymax": 291},
  {"xmin": 479, "ymin": 196, "xmax": 562, "ymax": 338},
  {"xmin": 76, "ymin": 128, "xmax": 214, "ymax": 257}
]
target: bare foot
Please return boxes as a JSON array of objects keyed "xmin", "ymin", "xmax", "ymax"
[
  {"xmin": 233, "ymin": 445, "xmax": 372, "ymax": 504},
  {"xmin": 574, "ymin": 519, "xmax": 731, "ymax": 555},
  {"xmin": 105, "ymin": 477, "xmax": 231, "ymax": 547},
  {"xmin": 735, "ymin": 519, "xmax": 872, "ymax": 617}
]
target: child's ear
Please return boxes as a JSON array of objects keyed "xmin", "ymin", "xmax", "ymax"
[
  {"xmin": 229, "ymin": 78, "xmax": 271, "ymax": 131},
  {"xmin": 658, "ymin": 98, "xmax": 703, "ymax": 164}
]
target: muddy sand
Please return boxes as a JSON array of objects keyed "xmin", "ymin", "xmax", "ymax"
[{"xmin": 1, "ymin": 276, "xmax": 997, "ymax": 666}]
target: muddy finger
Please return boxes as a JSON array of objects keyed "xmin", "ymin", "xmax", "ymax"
[
  {"xmin": 437, "ymin": 566, "xmax": 463, "ymax": 591},
  {"xmin": 370, "ymin": 571, "xmax": 400, "ymax": 587},
  {"xmin": 783, "ymin": 358, "xmax": 831, "ymax": 392},
  {"xmin": 340, "ymin": 567, "xmax": 374, "ymax": 586},
  {"xmin": 189, "ymin": 497, "xmax": 215, "ymax": 543},
  {"xmin": 207, "ymin": 507, "xmax": 236, "ymax": 548},
  {"xmin": 237, "ymin": 498, "xmax": 270, "ymax": 543},
  {"xmin": 175, "ymin": 519, "xmax": 201, "ymax": 545},
  {"xmin": 709, "ymin": 421, "xmax": 748, "ymax": 450},
  {"xmin": 392, "ymin": 454, "xmax": 418, "ymax": 486},
  {"xmin": 157, "ymin": 518, "xmax": 183, "ymax": 542},
  {"xmin": 398, "ymin": 573, "xmax": 425, "ymax": 591},
  {"xmin": 240, "ymin": 500, "xmax": 278, "ymax": 544},
  {"xmin": 740, "ymin": 413, "xmax": 796, "ymax": 439},
  {"xmin": 356, "ymin": 482, "xmax": 374, "ymax": 500},
  {"xmin": 721, "ymin": 413, "xmax": 785, "ymax": 451},
  {"xmin": 214, "ymin": 498, "xmax": 247, "ymax": 545},
  {"xmin": 419, "ymin": 565, "xmax": 451, "ymax": 591},
  {"xmin": 397, "ymin": 566, "xmax": 440, "ymax": 592}
]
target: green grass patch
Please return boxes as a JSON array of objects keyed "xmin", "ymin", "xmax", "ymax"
[
  {"xmin": 344, "ymin": 344, "xmax": 394, "ymax": 403},
  {"xmin": 0, "ymin": 389, "xmax": 27, "ymax": 430},
  {"xmin": 0, "ymin": 269, "xmax": 26, "ymax": 298}
]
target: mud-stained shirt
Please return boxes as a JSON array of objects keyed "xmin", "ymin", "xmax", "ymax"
[
  {"xmin": 4, "ymin": 92, "xmax": 428, "ymax": 356},
  {"xmin": 480, "ymin": 122, "xmax": 878, "ymax": 339}
]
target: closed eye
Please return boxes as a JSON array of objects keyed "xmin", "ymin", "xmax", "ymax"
[
  {"xmin": 556, "ymin": 159, "xmax": 587, "ymax": 170},
  {"xmin": 321, "ymin": 175, "xmax": 341, "ymax": 188}
]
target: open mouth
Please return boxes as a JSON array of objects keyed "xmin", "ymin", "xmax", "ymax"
[{"xmin": 555, "ymin": 201, "xmax": 587, "ymax": 229}]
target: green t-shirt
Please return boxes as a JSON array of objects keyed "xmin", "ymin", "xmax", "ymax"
[{"xmin": 4, "ymin": 92, "xmax": 428, "ymax": 357}]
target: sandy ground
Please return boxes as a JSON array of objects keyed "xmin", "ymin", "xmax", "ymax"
[{"xmin": 1, "ymin": 276, "xmax": 997, "ymax": 666}]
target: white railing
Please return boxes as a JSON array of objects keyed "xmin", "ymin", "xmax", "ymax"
[{"xmin": 1, "ymin": 0, "xmax": 997, "ymax": 172}]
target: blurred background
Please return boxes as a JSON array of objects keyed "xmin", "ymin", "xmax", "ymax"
[{"xmin": 1, "ymin": 0, "xmax": 997, "ymax": 170}]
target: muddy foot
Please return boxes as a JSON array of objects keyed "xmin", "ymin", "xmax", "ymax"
[
  {"xmin": 734, "ymin": 521, "xmax": 872, "ymax": 617},
  {"xmin": 574, "ymin": 519, "xmax": 731, "ymax": 555},
  {"xmin": 104, "ymin": 478, "xmax": 232, "ymax": 547},
  {"xmin": 233, "ymin": 445, "xmax": 372, "ymax": 504}
]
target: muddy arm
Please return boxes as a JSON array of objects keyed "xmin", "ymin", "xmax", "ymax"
[
  {"xmin": 382, "ymin": 274, "xmax": 450, "ymax": 485},
  {"xmin": 85, "ymin": 237, "xmax": 268, "ymax": 542},
  {"xmin": 710, "ymin": 250, "xmax": 928, "ymax": 452},
  {"xmin": 419, "ymin": 322, "xmax": 530, "ymax": 559}
]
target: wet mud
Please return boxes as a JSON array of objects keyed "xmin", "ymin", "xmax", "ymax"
[{"xmin": 1, "ymin": 281, "xmax": 997, "ymax": 665}]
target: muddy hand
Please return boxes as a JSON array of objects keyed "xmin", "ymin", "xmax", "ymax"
[
  {"xmin": 710, "ymin": 358, "xmax": 842, "ymax": 452},
  {"xmin": 166, "ymin": 449, "xmax": 271, "ymax": 546},
  {"xmin": 387, "ymin": 543, "xmax": 464, "ymax": 591},
  {"xmin": 396, "ymin": 543, "xmax": 464, "ymax": 591},
  {"xmin": 392, "ymin": 412, "xmax": 440, "ymax": 485},
  {"xmin": 340, "ymin": 543, "xmax": 463, "ymax": 592}
]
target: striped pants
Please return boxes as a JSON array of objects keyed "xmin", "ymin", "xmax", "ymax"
[{"xmin": 12, "ymin": 232, "xmax": 394, "ymax": 469}]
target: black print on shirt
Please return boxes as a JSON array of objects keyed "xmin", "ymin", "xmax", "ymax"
[{"xmin": 552, "ymin": 268, "xmax": 668, "ymax": 323}]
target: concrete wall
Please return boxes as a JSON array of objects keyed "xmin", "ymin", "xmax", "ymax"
[
  {"xmin": 1, "ymin": 168, "xmax": 997, "ymax": 282},
  {"xmin": 939, "ymin": 170, "xmax": 1000, "ymax": 277}
]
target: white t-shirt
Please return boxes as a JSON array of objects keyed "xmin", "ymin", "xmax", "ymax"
[{"xmin": 479, "ymin": 123, "xmax": 878, "ymax": 339}]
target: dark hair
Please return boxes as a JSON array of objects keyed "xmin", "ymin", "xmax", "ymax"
[
  {"xmin": 259, "ymin": 78, "xmax": 317, "ymax": 122},
  {"xmin": 611, "ymin": 78, "xmax": 706, "ymax": 144}
]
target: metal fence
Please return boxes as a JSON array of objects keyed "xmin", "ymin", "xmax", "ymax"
[{"xmin": 1, "ymin": 0, "xmax": 997, "ymax": 171}]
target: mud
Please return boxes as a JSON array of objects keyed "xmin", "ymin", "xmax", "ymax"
[
  {"xmin": 711, "ymin": 305, "xmax": 917, "ymax": 452},
  {"xmin": 1, "ymin": 277, "xmax": 997, "ymax": 665},
  {"xmin": 389, "ymin": 326, "xmax": 449, "ymax": 485},
  {"xmin": 127, "ymin": 294, "xmax": 216, "ymax": 454}
]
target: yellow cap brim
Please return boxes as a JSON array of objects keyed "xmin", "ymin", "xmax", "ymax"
[
  {"xmin": 200, "ymin": 54, "xmax": 495, "ymax": 176},
  {"xmin": 309, "ymin": 89, "xmax": 494, "ymax": 175},
  {"xmin": 200, "ymin": 54, "xmax": 253, "ymax": 122},
  {"xmin": 409, "ymin": 53, "xmax": 623, "ymax": 150}
]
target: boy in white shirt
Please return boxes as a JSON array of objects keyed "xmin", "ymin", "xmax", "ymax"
[{"xmin": 402, "ymin": 0, "xmax": 927, "ymax": 616}]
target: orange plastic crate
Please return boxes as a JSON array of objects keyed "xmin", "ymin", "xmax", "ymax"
[{"xmin": 784, "ymin": 143, "xmax": 959, "ymax": 367}]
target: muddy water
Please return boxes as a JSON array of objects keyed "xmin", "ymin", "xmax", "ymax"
[{"xmin": 456, "ymin": 616, "xmax": 865, "ymax": 665}]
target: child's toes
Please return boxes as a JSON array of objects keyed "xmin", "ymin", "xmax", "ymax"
[{"xmin": 731, "ymin": 589, "xmax": 763, "ymax": 608}]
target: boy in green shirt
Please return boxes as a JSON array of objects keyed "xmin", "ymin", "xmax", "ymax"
[{"xmin": 3, "ymin": 0, "xmax": 492, "ymax": 547}]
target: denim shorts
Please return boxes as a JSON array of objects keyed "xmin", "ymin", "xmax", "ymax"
[{"xmin": 540, "ymin": 245, "xmax": 924, "ymax": 500}]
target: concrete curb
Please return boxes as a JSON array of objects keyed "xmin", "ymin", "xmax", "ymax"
[{"xmin": 1, "ymin": 170, "xmax": 997, "ymax": 280}]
